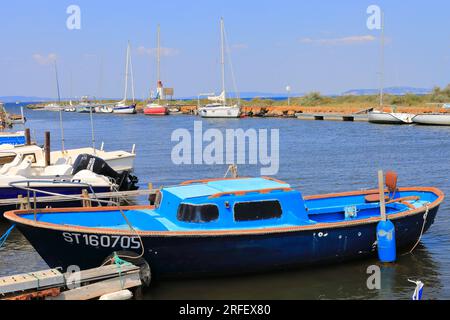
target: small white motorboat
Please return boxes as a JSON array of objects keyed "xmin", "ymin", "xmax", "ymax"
[
  {"xmin": 0, "ymin": 143, "xmax": 136, "ymax": 173},
  {"xmin": 368, "ymin": 110, "xmax": 415, "ymax": 124},
  {"xmin": 95, "ymin": 105, "xmax": 114, "ymax": 113},
  {"xmin": 0, "ymin": 153, "xmax": 138, "ymax": 215},
  {"xmin": 43, "ymin": 103, "xmax": 65, "ymax": 112},
  {"xmin": 412, "ymin": 114, "xmax": 450, "ymax": 126}
]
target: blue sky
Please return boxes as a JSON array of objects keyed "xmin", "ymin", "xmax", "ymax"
[{"xmin": 0, "ymin": 0, "xmax": 449, "ymax": 99}]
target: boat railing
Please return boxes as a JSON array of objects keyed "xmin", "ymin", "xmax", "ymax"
[
  {"xmin": 8, "ymin": 179, "xmax": 148, "ymax": 257},
  {"xmin": 8, "ymin": 180, "xmax": 123, "ymax": 218}
]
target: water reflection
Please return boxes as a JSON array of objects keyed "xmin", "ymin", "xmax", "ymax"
[{"xmin": 144, "ymin": 244, "xmax": 440, "ymax": 300}]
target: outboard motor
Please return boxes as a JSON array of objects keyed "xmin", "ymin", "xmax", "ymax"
[{"xmin": 72, "ymin": 154, "xmax": 139, "ymax": 191}]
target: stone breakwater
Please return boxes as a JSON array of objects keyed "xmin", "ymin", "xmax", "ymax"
[
  {"xmin": 26, "ymin": 102, "xmax": 449, "ymax": 118},
  {"xmin": 176, "ymin": 105, "xmax": 450, "ymax": 117}
]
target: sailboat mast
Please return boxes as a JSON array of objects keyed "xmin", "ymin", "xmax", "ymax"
[
  {"xmin": 54, "ymin": 60, "xmax": 65, "ymax": 152},
  {"xmin": 130, "ymin": 44, "xmax": 135, "ymax": 103},
  {"xmin": 221, "ymin": 18, "xmax": 226, "ymax": 106},
  {"xmin": 89, "ymin": 99, "xmax": 96, "ymax": 152},
  {"xmin": 157, "ymin": 25, "xmax": 161, "ymax": 84},
  {"xmin": 123, "ymin": 42, "xmax": 130, "ymax": 102},
  {"xmin": 157, "ymin": 24, "xmax": 161, "ymax": 103},
  {"xmin": 98, "ymin": 56, "xmax": 104, "ymax": 104},
  {"xmin": 380, "ymin": 12, "xmax": 385, "ymax": 108},
  {"xmin": 69, "ymin": 70, "xmax": 73, "ymax": 106}
]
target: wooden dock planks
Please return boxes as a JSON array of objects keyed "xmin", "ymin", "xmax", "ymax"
[
  {"xmin": 0, "ymin": 264, "xmax": 142, "ymax": 300},
  {"xmin": 0, "ymin": 269, "xmax": 64, "ymax": 295},
  {"xmin": 296, "ymin": 113, "xmax": 369, "ymax": 122}
]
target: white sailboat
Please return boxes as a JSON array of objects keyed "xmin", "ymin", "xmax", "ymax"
[
  {"xmin": 64, "ymin": 100, "xmax": 77, "ymax": 112},
  {"xmin": 368, "ymin": 13, "xmax": 415, "ymax": 125},
  {"xmin": 114, "ymin": 42, "xmax": 137, "ymax": 114},
  {"xmin": 144, "ymin": 25, "xmax": 169, "ymax": 116},
  {"xmin": 412, "ymin": 104, "xmax": 450, "ymax": 126},
  {"xmin": 96, "ymin": 104, "xmax": 114, "ymax": 113},
  {"xmin": 368, "ymin": 110, "xmax": 415, "ymax": 124},
  {"xmin": 198, "ymin": 18, "xmax": 241, "ymax": 119}
]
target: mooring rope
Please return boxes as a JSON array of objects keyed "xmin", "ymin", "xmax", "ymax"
[
  {"xmin": 0, "ymin": 224, "xmax": 15, "ymax": 249},
  {"xmin": 408, "ymin": 205, "xmax": 430, "ymax": 254},
  {"xmin": 113, "ymin": 252, "xmax": 132, "ymax": 289}
]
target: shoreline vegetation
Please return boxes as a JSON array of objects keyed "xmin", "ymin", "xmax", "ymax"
[{"xmin": 25, "ymin": 85, "xmax": 450, "ymax": 118}]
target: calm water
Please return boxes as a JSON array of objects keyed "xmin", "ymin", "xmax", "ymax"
[{"xmin": 1, "ymin": 103, "xmax": 449, "ymax": 300}]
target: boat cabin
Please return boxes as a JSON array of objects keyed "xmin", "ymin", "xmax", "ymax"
[{"xmin": 154, "ymin": 177, "xmax": 309, "ymax": 229}]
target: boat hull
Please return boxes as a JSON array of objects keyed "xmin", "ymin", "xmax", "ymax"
[
  {"xmin": 144, "ymin": 108, "xmax": 169, "ymax": 116},
  {"xmin": 95, "ymin": 106, "xmax": 114, "ymax": 113},
  {"xmin": 199, "ymin": 106, "xmax": 241, "ymax": 118},
  {"xmin": 77, "ymin": 109, "xmax": 96, "ymax": 114},
  {"xmin": 113, "ymin": 105, "xmax": 136, "ymax": 114},
  {"xmin": 7, "ymin": 204, "xmax": 439, "ymax": 278},
  {"xmin": 368, "ymin": 112, "xmax": 415, "ymax": 124},
  {"xmin": 412, "ymin": 114, "xmax": 450, "ymax": 126}
]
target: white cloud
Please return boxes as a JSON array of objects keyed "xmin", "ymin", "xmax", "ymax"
[
  {"xmin": 136, "ymin": 46, "xmax": 179, "ymax": 57},
  {"xmin": 300, "ymin": 35, "xmax": 377, "ymax": 46},
  {"xmin": 32, "ymin": 53, "xmax": 57, "ymax": 65}
]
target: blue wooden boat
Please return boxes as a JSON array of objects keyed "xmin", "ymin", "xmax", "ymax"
[
  {"xmin": 0, "ymin": 132, "xmax": 26, "ymax": 146},
  {"xmin": 4, "ymin": 175, "xmax": 444, "ymax": 278}
]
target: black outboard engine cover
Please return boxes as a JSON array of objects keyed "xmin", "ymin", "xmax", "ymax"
[{"xmin": 72, "ymin": 154, "xmax": 139, "ymax": 191}]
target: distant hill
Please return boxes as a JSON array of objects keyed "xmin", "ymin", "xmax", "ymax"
[
  {"xmin": 235, "ymin": 92, "xmax": 304, "ymax": 99},
  {"xmin": 342, "ymin": 87, "xmax": 432, "ymax": 96},
  {"xmin": 179, "ymin": 92, "xmax": 305, "ymax": 100},
  {"xmin": 2, "ymin": 87, "xmax": 433, "ymax": 103}
]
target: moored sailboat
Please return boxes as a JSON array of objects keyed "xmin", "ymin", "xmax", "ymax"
[
  {"xmin": 198, "ymin": 18, "xmax": 241, "ymax": 119},
  {"xmin": 144, "ymin": 25, "xmax": 169, "ymax": 116},
  {"xmin": 412, "ymin": 113, "xmax": 450, "ymax": 126},
  {"xmin": 368, "ymin": 110, "xmax": 415, "ymax": 124},
  {"xmin": 114, "ymin": 42, "xmax": 137, "ymax": 115},
  {"xmin": 367, "ymin": 13, "xmax": 415, "ymax": 125},
  {"xmin": 412, "ymin": 104, "xmax": 450, "ymax": 126}
]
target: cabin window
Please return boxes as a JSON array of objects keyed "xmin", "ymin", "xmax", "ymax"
[
  {"xmin": 234, "ymin": 200, "xmax": 282, "ymax": 222},
  {"xmin": 23, "ymin": 153, "xmax": 37, "ymax": 164},
  {"xmin": 0, "ymin": 155, "xmax": 16, "ymax": 165},
  {"xmin": 177, "ymin": 204, "xmax": 219, "ymax": 223}
]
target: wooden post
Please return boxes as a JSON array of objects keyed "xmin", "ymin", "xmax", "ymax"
[
  {"xmin": 378, "ymin": 170, "xmax": 387, "ymax": 221},
  {"xmin": 25, "ymin": 128, "xmax": 31, "ymax": 145},
  {"xmin": 82, "ymin": 189, "xmax": 91, "ymax": 208},
  {"xmin": 44, "ymin": 131, "xmax": 51, "ymax": 166},
  {"xmin": 18, "ymin": 195, "xmax": 25, "ymax": 210}
]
